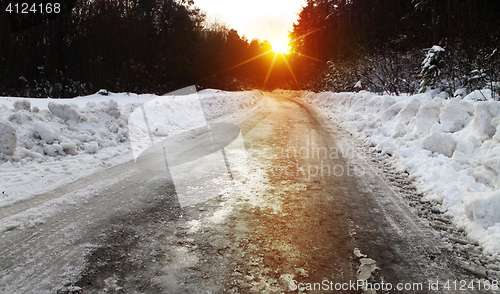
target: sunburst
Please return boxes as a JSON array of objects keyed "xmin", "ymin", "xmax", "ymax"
[
  {"xmin": 263, "ymin": 27, "xmax": 296, "ymax": 87},
  {"xmin": 215, "ymin": 24, "xmax": 326, "ymax": 89},
  {"xmin": 270, "ymin": 39, "xmax": 291, "ymax": 54}
]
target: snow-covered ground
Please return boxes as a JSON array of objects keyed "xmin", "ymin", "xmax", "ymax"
[
  {"xmin": 2, "ymin": 87, "xmax": 500, "ymax": 258},
  {"xmin": 0, "ymin": 89, "xmax": 262, "ymax": 211},
  {"xmin": 292, "ymin": 89, "xmax": 500, "ymax": 257}
]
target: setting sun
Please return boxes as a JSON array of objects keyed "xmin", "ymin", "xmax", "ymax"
[{"xmin": 271, "ymin": 40, "xmax": 291, "ymax": 54}]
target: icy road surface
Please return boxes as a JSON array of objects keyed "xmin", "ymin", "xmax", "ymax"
[{"xmin": 0, "ymin": 93, "xmax": 496, "ymax": 293}]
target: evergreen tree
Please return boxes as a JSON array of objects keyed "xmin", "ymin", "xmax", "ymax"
[{"xmin": 419, "ymin": 45, "xmax": 445, "ymax": 93}]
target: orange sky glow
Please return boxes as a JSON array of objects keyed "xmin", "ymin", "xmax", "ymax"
[{"xmin": 194, "ymin": 0, "xmax": 306, "ymax": 43}]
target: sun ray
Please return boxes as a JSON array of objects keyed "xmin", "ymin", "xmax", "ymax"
[
  {"xmin": 271, "ymin": 40, "xmax": 291, "ymax": 54},
  {"xmin": 205, "ymin": 24, "xmax": 327, "ymax": 90},
  {"xmin": 294, "ymin": 52, "xmax": 325, "ymax": 63},
  {"xmin": 289, "ymin": 26, "xmax": 326, "ymax": 44},
  {"xmin": 263, "ymin": 53, "xmax": 278, "ymax": 88},
  {"xmin": 280, "ymin": 53, "xmax": 299, "ymax": 87},
  {"xmin": 219, "ymin": 50, "xmax": 273, "ymax": 75},
  {"xmin": 266, "ymin": 24, "xmax": 291, "ymax": 54},
  {"xmin": 261, "ymin": 24, "xmax": 326, "ymax": 88}
]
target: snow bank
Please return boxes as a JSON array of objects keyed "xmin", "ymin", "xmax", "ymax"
[
  {"xmin": 0, "ymin": 120, "xmax": 17, "ymax": 154},
  {"xmin": 297, "ymin": 90, "xmax": 500, "ymax": 256},
  {"xmin": 421, "ymin": 132, "xmax": 456, "ymax": 157},
  {"xmin": 128, "ymin": 89, "xmax": 262, "ymax": 161},
  {"xmin": 33, "ymin": 122, "xmax": 58, "ymax": 144},
  {"xmin": 0, "ymin": 89, "xmax": 262, "ymax": 208}
]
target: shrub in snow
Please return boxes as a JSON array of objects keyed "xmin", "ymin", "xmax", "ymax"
[
  {"xmin": 97, "ymin": 89, "xmax": 109, "ymax": 96},
  {"xmin": 421, "ymin": 132, "xmax": 455, "ymax": 157},
  {"xmin": 0, "ymin": 120, "xmax": 17, "ymax": 154},
  {"xmin": 454, "ymin": 88, "xmax": 467, "ymax": 98},
  {"xmin": 33, "ymin": 122, "xmax": 58, "ymax": 144},
  {"xmin": 325, "ymin": 60, "xmax": 358, "ymax": 93},
  {"xmin": 419, "ymin": 45, "xmax": 446, "ymax": 93},
  {"xmin": 467, "ymin": 69, "xmax": 489, "ymax": 91},
  {"xmin": 48, "ymin": 102, "xmax": 87, "ymax": 122},
  {"xmin": 13, "ymin": 100, "xmax": 31, "ymax": 112},
  {"xmin": 355, "ymin": 50, "xmax": 420, "ymax": 95},
  {"xmin": 464, "ymin": 89, "xmax": 493, "ymax": 102}
]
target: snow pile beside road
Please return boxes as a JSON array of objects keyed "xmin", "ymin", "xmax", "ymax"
[
  {"xmin": 0, "ymin": 120, "xmax": 17, "ymax": 154},
  {"xmin": 128, "ymin": 89, "xmax": 262, "ymax": 161},
  {"xmin": 298, "ymin": 90, "xmax": 500, "ymax": 255},
  {"xmin": 0, "ymin": 97, "xmax": 133, "ymax": 207},
  {"xmin": 0, "ymin": 89, "xmax": 261, "ymax": 208},
  {"xmin": 198, "ymin": 89, "xmax": 262, "ymax": 120}
]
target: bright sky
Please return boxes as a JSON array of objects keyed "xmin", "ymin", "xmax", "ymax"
[{"xmin": 194, "ymin": 0, "xmax": 306, "ymax": 43}]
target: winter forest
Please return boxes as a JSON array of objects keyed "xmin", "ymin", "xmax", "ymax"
[
  {"xmin": 3, "ymin": 1, "xmax": 500, "ymax": 290},
  {"xmin": 1, "ymin": 0, "xmax": 499, "ymax": 99}
]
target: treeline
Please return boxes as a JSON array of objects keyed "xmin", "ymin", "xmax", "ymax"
[
  {"xmin": 0, "ymin": 0, "xmax": 280, "ymax": 97},
  {"xmin": 3, "ymin": 0, "xmax": 498, "ymax": 98},
  {"xmin": 290, "ymin": 0, "xmax": 500, "ymax": 97}
]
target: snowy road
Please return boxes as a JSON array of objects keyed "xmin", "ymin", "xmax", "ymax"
[{"xmin": 0, "ymin": 93, "xmax": 496, "ymax": 293}]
